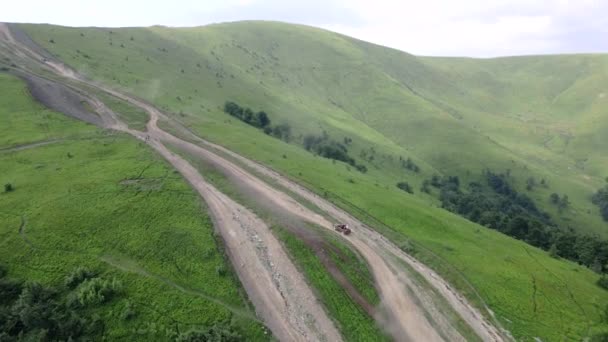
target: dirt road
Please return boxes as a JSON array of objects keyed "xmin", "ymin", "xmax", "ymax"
[
  {"xmin": 0, "ymin": 22, "xmax": 508, "ymax": 341},
  {"xmin": 0, "ymin": 23, "xmax": 342, "ymax": 342}
]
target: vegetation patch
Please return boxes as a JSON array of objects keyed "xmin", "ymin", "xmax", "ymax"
[
  {"xmin": 304, "ymin": 132, "xmax": 367, "ymax": 173},
  {"xmin": 223, "ymin": 101, "xmax": 291, "ymax": 141},
  {"xmin": 434, "ymin": 170, "xmax": 608, "ymax": 274},
  {"xmin": 0, "ymin": 265, "xmax": 118, "ymax": 341},
  {"xmin": 592, "ymin": 183, "xmax": 608, "ymax": 222}
]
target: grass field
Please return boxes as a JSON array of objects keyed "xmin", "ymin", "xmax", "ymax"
[
  {"xmin": 9, "ymin": 21, "xmax": 608, "ymax": 340},
  {"xmin": 0, "ymin": 72, "xmax": 267, "ymax": 340}
]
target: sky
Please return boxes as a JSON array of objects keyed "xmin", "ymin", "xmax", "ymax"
[{"xmin": 1, "ymin": 0, "xmax": 607, "ymax": 57}]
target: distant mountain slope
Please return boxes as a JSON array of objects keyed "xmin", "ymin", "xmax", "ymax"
[
  {"xmin": 20, "ymin": 21, "xmax": 607, "ymax": 237},
  {"xmin": 11, "ymin": 21, "xmax": 608, "ymax": 340}
]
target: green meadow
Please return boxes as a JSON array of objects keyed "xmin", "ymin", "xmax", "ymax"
[
  {"xmin": 5, "ymin": 21, "xmax": 608, "ymax": 340},
  {"xmin": 0, "ymin": 73, "xmax": 266, "ymax": 340}
]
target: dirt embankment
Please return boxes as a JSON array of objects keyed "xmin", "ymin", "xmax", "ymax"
[{"xmin": 19, "ymin": 72, "xmax": 103, "ymax": 126}]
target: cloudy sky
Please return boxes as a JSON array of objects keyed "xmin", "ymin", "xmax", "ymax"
[{"xmin": 2, "ymin": 0, "xmax": 607, "ymax": 57}]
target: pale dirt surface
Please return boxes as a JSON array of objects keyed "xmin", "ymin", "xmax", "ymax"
[{"xmin": 1, "ymin": 22, "xmax": 510, "ymax": 341}]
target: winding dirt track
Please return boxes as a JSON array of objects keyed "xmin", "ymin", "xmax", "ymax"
[
  {"xmin": 0, "ymin": 22, "xmax": 509, "ymax": 341},
  {"xmin": 0, "ymin": 23, "xmax": 341, "ymax": 342}
]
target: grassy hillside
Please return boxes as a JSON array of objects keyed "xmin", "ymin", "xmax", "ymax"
[
  {"xmin": 0, "ymin": 73, "xmax": 266, "ymax": 340},
  {"xmin": 12, "ymin": 21, "xmax": 608, "ymax": 340}
]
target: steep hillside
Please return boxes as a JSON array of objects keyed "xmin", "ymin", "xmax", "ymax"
[
  {"xmin": 4, "ymin": 21, "xmax": 608, "ymax": 340},
  {"xmin": 20, "ymin": 21, "xmax": 608, "ymax": 237},
  {"xmin": 0, "ymin": 73, "xmax": 266, "ymax": 340}
]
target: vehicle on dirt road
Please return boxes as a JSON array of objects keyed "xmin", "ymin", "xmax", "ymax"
[{"xmin": 334, "ymin": 223, "xmax": 351, "ymax": 235}]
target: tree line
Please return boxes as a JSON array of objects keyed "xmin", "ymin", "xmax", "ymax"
[
  {"xmin": 431, "ymin": 170, "xmax": 608, "ymax": 277},
  {"xmin": 303, "ymin": 131, "xmax": 367, "ymax": 173},
  {"xmin": 224, "ymin": 101, "xmax": 291, "ymax": 142}
]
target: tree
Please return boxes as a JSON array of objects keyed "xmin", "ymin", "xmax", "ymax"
[
  {"xmin": 549, "ymin": 243, "xmax": 560, "ymax": 259},
  {"xmin": 420, "ymin": 180, "xmax": 431, "ymax": 194},
  {"xmin": 598, "ymin": 275, "xmax": 608, "ymax": 290},
  {"xmin": 550, "ymin": 193, "xmax": 560, "ymax": 205},
  {"xmin": 526, "ymin": 177, "xmax": 536, "ymax": 191},
  {"xmin": 243, "ymin": 108, "xmax": 254, "ymax": 124},
  {"xmin": 4, "ymin": 183, "xmax": 13, "ymax": 193},
  {"xmin": 396, "ymin": 182, "xmax": 413, "ymax": 194},
  {"xmin": 559, "ymin": 195, "xmax": 570, "ymax": 212},
  {"xmin": 256, "ymin": 111, "xmax": 270, "ymax": 128},
  {"xmin": 272, "ymin": 124, "xmax": 291, "ymax": 142}
]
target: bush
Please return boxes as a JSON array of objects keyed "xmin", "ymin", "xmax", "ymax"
[
  {"xmin": 4, "ymin": 183, "xmax": 13, "ymax": 193},
  {"xmin": 0, "ymin": 268, "xmax": 114, "ymax": 340},
  {"xmin": 396, "ymin": 182, "xmax": 413, "ymax": 194},
  {"xmin": 355, "ymin": 164, "xmax": 367, "ymax": 173},
  {"xmin": 120, "ymin": 300, "xmax": 137, "ymax": 320},
  {"xmin": 598, "ymin": 276, "xmax": 608, "ymax": 290},
  {"xmin": 64, "ymin": 267, "xmax": 96, "ymax": 289},
  {"xmin": 72, "ymin": 277, "xmax": 122, "ymax": 307},
  {"xmin": 216, "ymin": 265, "xmax": 227, "ymax": 277},
  {"xmin": 592, "ymin": 186, "xmax": 608, "ymax": 221},
  {"xmin": 272, "ymin": 124, "xmax": 291, "ymax": 142}
]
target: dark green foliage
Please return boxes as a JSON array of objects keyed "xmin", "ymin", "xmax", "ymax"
[
  {"xmin": 550, "ymin": 193, "xmax": 570, "ymax": 212},
  {"xmin": 303, "ymin": 132, "xmax": 366, "ymax": 172},
  {"xmin": 401, "ymin": 157, "xmax": 420, "ymax": 173},
  {"xmin": 355, "ymin": 164, "xmax": 367, "ymax": 173},
  {"xmin": 0, "ymin": 266, "xmax": 114, "ymax": 341},
  {"xmin": 224, "ymin": 101, "xmax": 291, "ymax": 142},
  {"xmin": 64, "ymin": 267, "xmax": 96, "ymax": 289},
  {"xmin": 256, "ymin": 111, "xmax": 270, "ymax": 128},
  {"xmin": 420, "ymin": 180, "xmax": 431, "ymax": 194},
  {"xmin": 120, "ymin": 300, "xmax": 137, "ymax": 320},
  {"xmin": 434, "ymin": 170, "xmax": 608, "ymax": 272},
  {"xmin": 591, "ymin": 332, "xmax": 608, "ymax": 342},
  {"xmin": 215, "ymin": 265, "xmax": 227, "ymax": 277},
  {"xmin": 598, "ymin": 276, "xmax": 608, "ymax": 290},
  {"xmin": 176, "ymin": 324, "xmax": 241, "ymax": 342},
  {"xmin": 548, "ymin": 244, "xmax": 559, "ymax": 259},
  {"xmin": 396, "ymin": 182, "xmax": 413, "ymax": 194},
  {"xmin": 71, "ymin": 277, "xmax": 122, "ymax": 307},
  {"xmin": 271, "ymin": 123, "xmax": 291, "ymax": 142},
  {"xmin": 4, "ymin": 183, "xmax": 13, "ymax": 192},
  {"xmin": 592, "ymin": 185, "xmax": 608, "ymax": 221}
]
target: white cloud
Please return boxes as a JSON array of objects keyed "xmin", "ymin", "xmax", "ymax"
[{"xmin": 1, "ymin": 0, "xmax": 606, "ymax": 57}]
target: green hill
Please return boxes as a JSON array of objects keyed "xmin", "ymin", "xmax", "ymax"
[{"xmin": 2, "ymin": 21, "xmax": 608, "ymax": 340}]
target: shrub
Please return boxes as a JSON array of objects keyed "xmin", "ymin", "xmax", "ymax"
[
  {"xmin": 4, "ymin": 183, "xmax": 13, "ymax": 192},
  {"xmin": 73, "ymin": 277, "xmax": 122, "ymax": 307},
  {"xmin": 420, "ymin": 180, "xmax": 431, "ymax": 194},
  {"xmin": 599, "ymin": 276, "xmax": 608, "ymax": 290},
  {"xmin": 396, "ymin": 182, "xmax": 413, "ymax": 194},
  {"xmin": 355, "ymin": 164, "xmax": 367, "ymax": 173},
  {"xmin": 216, "ymin": 265, "xmax": 226, "ymax": 277},
  {"xmin": 271, "ymin": 124, "xmax": 291, "ymax": 142},
  {"xmin": 64, "ymin": 267, "xmax": 96, "ymax": 289},
  {"xmin": 120, "ymin": 300, "xmax": 137, "ymax": 320}
]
